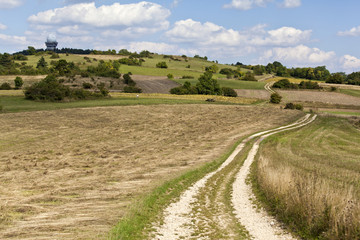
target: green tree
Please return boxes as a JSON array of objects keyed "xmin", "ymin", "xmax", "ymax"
[
  {"xmin": 14, "ymin": 76, "xmax": 24, "ymax": 89},
  {"xmin": 326, "ymin": 73, "xmax": 345, "ymax": 84},
  {"xmin": 27, "ymin": 46, "xmax": 36, "ymax": 55},
  {"xmin": 205, "ymin": 64, "xmax": 219, "ymax": 73},
  {"xmin": 196, "ymin": 71, "xmax": 222, "ymax": 95},
  {"xmin": 37, "ymin": 56, "xmax": 48, "ymax": 69},
  {"xmin": 156, "ymin": 61, "xmax": 168, "ymax": 68},
  {"xmin": 270, "ymin": 93, "xmax": 282, "ymax": 104}
]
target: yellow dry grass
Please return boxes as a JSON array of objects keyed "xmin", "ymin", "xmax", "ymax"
[{"xmin": 0, "ymin": 104, "xmax": 302, "ymax": 239}]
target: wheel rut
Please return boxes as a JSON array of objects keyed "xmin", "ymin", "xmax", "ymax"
[{"xmin": 151, "ymin": 114, "xmax": 316, "ymax": 240}]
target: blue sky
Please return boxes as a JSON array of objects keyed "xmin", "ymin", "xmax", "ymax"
[{"xmin": 1, "ymin": 0, "xmax": 360, "ymax": 73}]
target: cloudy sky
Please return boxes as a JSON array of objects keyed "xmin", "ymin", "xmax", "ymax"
[{"xmin": 1, "ymin": 0, "xmax": 360, "ymax": 73}]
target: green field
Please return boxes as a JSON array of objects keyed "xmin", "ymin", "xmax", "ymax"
[
  {"xmin": 174, "ymin": 78, "xmax": 265, "ymax": 89},
  {"xmin": 253, "ymin": 116, "xmax": 360, "ymax": 239},
  {"xmin": 339, "ymin": 88, "xmax": 360, "ymax": 98}
]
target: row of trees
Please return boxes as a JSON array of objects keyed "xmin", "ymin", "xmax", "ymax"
[{"xmin": 170, "ymin": 72, "xmax": 237, "ymax": 97}]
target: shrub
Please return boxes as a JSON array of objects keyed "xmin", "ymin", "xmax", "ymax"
[
  {"xmin": 242, "ymin": 72, "xmax": 257, "ymax": 81},
  {"xmin": 123, "ymin": 73, "xmax": 136, "ymax": 86},
  {"xmin": 273, "ymin": 79, "xmax": 294, "ymax": 89},
  {"xmin": 50, "ymin": 53, "xmax": 60, "ymax": 59},
  {"xmin": 167, "ymin": 74, "xmax": 174, "ymax": 79},
  {"xmin": 170, "ymin": 81, "xmax": 198, "ymax": 95},
  {"xmin": 222, "ymin": 87, "xmax": 238, "ymax": 97},
  {"xmin": 123, "ymin": 86, "xmax": 142, "ymax": 93},
  {"xmin": 330, "ymin": 86, "xmax": 337, "ymax": 91},
  {"xmin": 205, "ymin": 64, "xmax": 219, "ymax": 73},
  {"xmin": 14, "ymin": 76, "xmax": 24, "ymax": 89},
  {"xmin": 284, "ymin": 102, "xmax": 303, "ymax": 110},
  {"xmin": 0, "ymin": 104, "xmax": 2, "ymax": 112},
  {"xmin": 156, "ymin": 61, "xmax": 168, "ymax": 68},
  {"xmin": 270, "ymin": 93, "xmax": 282, "ymax": 104},
  {"xmin": 0, "ymin": 82, "xmax": 11, "ymax": 90},
  {"xmin": 82, "ymin": 82, "xmax": 93, "ymax": 89},
  {"xmin": 196, "ymin": 72, "xmax": 222, "ymax": 95},
  {"xmin": 181, "ymin": 75, "xmax": 194, "ymax": 79}
]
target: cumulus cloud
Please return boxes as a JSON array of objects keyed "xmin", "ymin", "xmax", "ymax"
[
  {"xmin": 0, "ymin": 33, "xmax": 28, "ymax": 46},
  {"xmin": 166, "ymin": 19, "xmax": 311, "ymax": 47},
  {"xmin": 0, "ymin": 0, "xmax": 23, "ymax": 9},
  {"xmin": 28, "ymin": 2, "xmax": 170, "ymax": 34},
  {"xmin": 172, "ymin": 0, "xmax": 181, "ymax": 7},
  {"xmin": 261, "ymin": 45, "xmax": 335, "ymax": 66},
  {"xmin": 0, "ymin": 23, "xmax": 7, "ymax": 30},
  {"xmin": 340, "ymin": 55, "xmax": 360, "ymax": 71},
  {"xmin": 281, "ymin": 0, "xmax": 301, "ymax": 8},
  {"xmin": 224, "ymin": 0, "xmax": 271, "ymax": 10},
  {"xmin": 338, "ymin": 26, "xmax": 360, "ymax": 37}
]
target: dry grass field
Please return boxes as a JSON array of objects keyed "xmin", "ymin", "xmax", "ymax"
[
  {"xmin": 255, "ymin": 116, "xmax": 360, "ymax": 239},
  {"xmin": 0, "ymin": 104, "xmax": 302, "ymax": 239}
]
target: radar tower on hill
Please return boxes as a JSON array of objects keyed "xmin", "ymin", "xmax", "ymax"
[{"xmin": 45, "ymin": 34, "xmax": 58, "ymax": 51}]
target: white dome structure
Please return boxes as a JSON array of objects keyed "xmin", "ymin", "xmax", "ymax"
[{"xmin": 45, "ymin": 34, "xmax": 58, "ymax": 51}]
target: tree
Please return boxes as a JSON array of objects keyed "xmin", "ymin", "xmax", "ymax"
[
  {"xmin": 123, "ymin": 73, "xmax": 136, "ymax": 86},
  {"xmin": 205, "ymin": 64, "xmax": 219, "ymax": 73},
  {"xmin": 27, "ymin": 46, "xmax": 36, "ymax": 55},
  {"xmin": 196, "ymin": 71, "xmax": 222, "ymax": 95},
  {"xmin": 156, "ymin": 61, "xmax": 168, "ymax": 68},
  {"xmin": 37, "ymin": 56, "xmax": 48, "ymax": 69},
  {"xmin": 14, "ymin": 76, "xmax": 24, "ymax": 89},
  {"xmin": 270, "ymin": 93, "xmax": 282, "ymax": 104},
  {"xmin": 242, "ymin": 72, "xmax": 257, "ymax": 81}
]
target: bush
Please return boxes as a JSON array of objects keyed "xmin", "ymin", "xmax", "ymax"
[
  {"xmin": 284, "ymin": 102, "xmax": 303, "ymax": 110},
  {"xmin": 170, "ymin": 81, "xmax": 198, "ymax": 95},
  {"xmin": 273, "ymin": 79, "xmax": 294, "ymax": 89},
  {"xmin": 123, "ymin": 86, "xmax": 142, "ymax": 93},
  {"xmin": 0, "ymin": 82, "xmax": 11, "ymax": 90},
  {"xmin": 222, "ymin": 87, "xmax": 237, "ymax": 97},
  {"xmin": 82, "ymin": 82, "xmax": 93, "ymax": 89},
  {"xmin": 167, "ymin": 74, "xmax": 174, "ymax": 79},
  {"xmin": 242, "ymin": 72, "xmax": 257, "ymax": 81},
  {"xmin": 270, "ymin": 93, "xmax": 282, "ymax": 104},
  {"xmin": 156, "ymin": 61, "xmax": 168, "ymax": 68},
  {"xmin": 14, "ymin": 76, "xmax": 24, "ymax": 89},
  {"xmin": 50, "ymin": 53, "xmax": 60, "ymax": 59},
  {"xmin": 181, "ymin": 75, "xmax": 194, "ymax": 79},
  {"xmin": 123, "ymin": 73, "xmax": 136, "ymax": 86},
  {"xmin": 24, "ymin": 75, "xmax": 108, "ymax": 101}
]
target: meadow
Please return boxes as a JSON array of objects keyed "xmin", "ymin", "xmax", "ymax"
[
  {"xmin": 253, "ymin": 116, "xmax": 360, "ymax": 239},
  {"xmin": 0, "ymin": 104, "xmax": 301, "ymax": 239}
]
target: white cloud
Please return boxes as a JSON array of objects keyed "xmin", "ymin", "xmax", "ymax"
[
  {"xmin": 172, "ymin": 0, "xmax": 181, "ymax": 7},
  {"xmin": 338, "ymin": 26, "xmax": 360, "ymax": 37},
  {"xmin": 57, "ymin": 25, "xmax": 89, "ymax": 36},
  {"xmin": 224, "ymin": 0, "xmax": 271, "ymax": 10},
  {"xmin": 0, "ymin": 0, "xmax": 23, "ymax": 9},
  {"xmin": 281, "ymin": 0, "xmax": 301, "ymax": 8},
  {"xmin": 128, "ymin": 42, "xmax": 178, "ymax": 54},
  {"xmin": 0, "ymin": 33, "xmax": 28, "ymax": 46},
  {"xmin": 0, "ymin": 23, "xmax": 7, "ymax": 30},
  {"xmin": 340, "ymin": 55, "xmax": 360, "ymax": 71},
  {"xmin": 28, "ymin": 2, "xmax": 170, "ymax": 31},
  {"xmin": 166, "ymin": 19, "xmax": 311, "ymax": 47},
  {"xmin": 261, "ymin": 45, "xmax": 335, "ymax": 66}
]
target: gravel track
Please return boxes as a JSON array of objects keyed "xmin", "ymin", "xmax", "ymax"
[{"xmin": 152, "ymin": 114, "xmax": 316, "ymax": 240}]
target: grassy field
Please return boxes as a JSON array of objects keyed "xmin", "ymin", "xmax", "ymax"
[
  {"xmin": 253, "ymin": 116, "xmax": 360, "ymax": 239},
  {"xmin": 0, "ymin": 104, "xmax": 301, "ymax": 239},
  {"xmin": 174, "ymin": 78, "xmax": 266, "ymax": 90},
  {"xmin": 266, "ymin": 76, "xmax": 323, "ymax": 84},
  {"xmin": 0, "ymin": 92, "xmax": 259, "ymax": 113},
  {"xmin": 340, "ymin": 88, "xmax": 360, "ymax": 98}
]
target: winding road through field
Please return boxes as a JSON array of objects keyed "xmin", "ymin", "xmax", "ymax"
[{"xmin": 151, "ymin": 114, "xmax": 317, "ymax": 240}]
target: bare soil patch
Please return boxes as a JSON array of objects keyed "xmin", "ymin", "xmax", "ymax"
[
  {"xmin": 131, "ymin": 75, "xmax": 180, "ymax": 94},
  {"xmin": 235, "ymin": 89, "xmax": 270, "ymax": 100},
  {"xmin": 279, "ymin": 90, "xmax": 360, "ymax": 106},
  {"xmin": 0, "ymin": 105, "xmax": 301, "ymax": 239}
]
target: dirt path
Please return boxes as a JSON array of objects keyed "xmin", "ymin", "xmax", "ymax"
[
  {"xmin": 264, "ymin": 81, "xmax": 275, "ymax": 94},
  {"xmin": 151, "ymin": 114, "xmax": 316, "ymax": 240}
]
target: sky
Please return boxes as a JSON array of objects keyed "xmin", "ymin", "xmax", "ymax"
[{"xmin": 1, "ymin": 0, "xmax": 360, "ymax": 73}]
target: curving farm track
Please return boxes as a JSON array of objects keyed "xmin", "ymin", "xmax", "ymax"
[{"xmin": 151, "ymin": 114, "xmax": 317, "ymax": 240}]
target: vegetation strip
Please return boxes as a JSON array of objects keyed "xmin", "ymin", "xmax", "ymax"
[
  {"xmin": 108, "ymin": 138, "xmax": 244, "ymax": 240},
  {"xmin": 231, "ymin": 114, "xmax": 317, "ymax": 240},
  {"xmin": 252, "ymin": 116, "xmax": 360, "ymax": 239}
]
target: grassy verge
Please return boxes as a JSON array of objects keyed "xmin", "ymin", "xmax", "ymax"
[
  {"xmin": 0, "ymin": 93, "xmax": 258, "ymax": 113},
  {"xmin": 108, "ymin": 137, "xmax": 246, "ymax": 240},
  {"xmin": 251, "ymin": 116, "xmax": 360, "ymax": 239},
  {"xmin": 339, "ymin": 89, "xmax": 360, "ymax": 98},
  {"xmin": 173, "ymin": 78, "xmax": 266, "ymax": 90}
]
